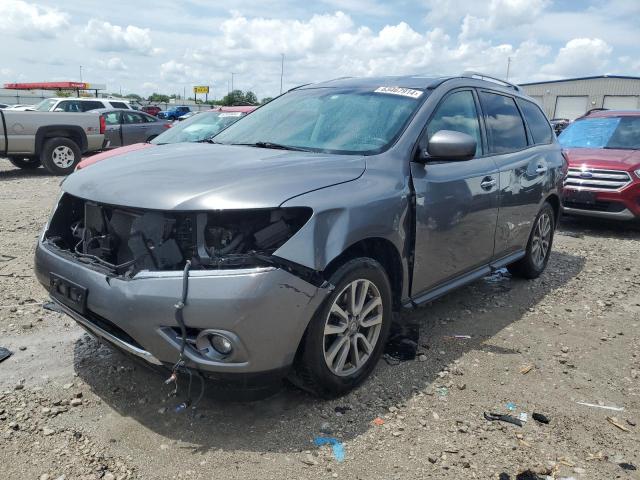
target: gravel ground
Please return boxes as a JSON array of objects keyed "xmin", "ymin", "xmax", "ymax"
[{"xmin": 0, "ymin": 161, "xmax": 639, "ymax": 480}]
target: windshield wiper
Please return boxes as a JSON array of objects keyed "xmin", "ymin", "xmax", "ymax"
[
  {"xmin": 232, "ymin": 141, "xmax": 311, "ymax": 152},
  {"xmin": 197, "ymin": 138, "xmax": 222, "ymax": 144}
]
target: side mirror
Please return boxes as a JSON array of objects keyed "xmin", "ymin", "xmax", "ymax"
[{"xmin": 419, "ymin": 130, "xmax": 477, "ymax": 162}]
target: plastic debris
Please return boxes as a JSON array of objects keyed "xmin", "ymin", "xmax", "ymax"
[
  {"xmin": 576, "ymin": 401, "xmax": 624, "ymax": 411},
  {"xmin": 484, "ymin": 412, "xmax": 523, "ymax": 427},
  {"xmin": 519, "ymin": 412, "xmax": 528, "ymax": 423},
  {"xmin": 372, "ymin": 417, "xmax": 385, "ymax": 426},
  {"xmin": 619, "ymin": 463, "xmax": 637, "ymax": 471},
  {"xmin": 506, "ymin": 402, "xmax": 516, "ymax": 411},
  {"xmin": 532, "ymin": 412, "xmax": 550, "ymax": 424},
  {"xmin": 313, "ymin": 436, "xmax": 345, "ymax": 462},
  {"xmin": 0, "ymin": 347, "xmax": 13, "ymax": 363},
  {"xmin": 606, "ymin": 416, "xmax": 630, "ymax": 432},
  {"xmin": 437, "ymin": 387, "xmax": 448, "ymax": 397}
]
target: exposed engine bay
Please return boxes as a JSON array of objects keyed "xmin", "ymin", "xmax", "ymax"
[{"xmin": 44, "ymin": 193, "xmax": 312, "ymax": 277}]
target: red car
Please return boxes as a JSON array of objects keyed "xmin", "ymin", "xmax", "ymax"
[
  {"xmin": 141, "ymin": 105, "xmax": 162, "ymax": 116},
  {"xmin": 559, "ymin": 109, "xmax": 640, "ymax": 221},
  {"xmin": 76, "ymin": 105, "xmax": 256, "ymax": 170}
]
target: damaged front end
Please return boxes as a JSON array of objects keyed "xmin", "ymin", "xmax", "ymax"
[{"xmin": 44, "ymin": 193, "xmax": 314, "ymax": 278}]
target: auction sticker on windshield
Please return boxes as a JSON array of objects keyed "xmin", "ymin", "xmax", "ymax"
[{"xmin": 374, "ymin": 86, "xmax": 423, "ymax": 98}]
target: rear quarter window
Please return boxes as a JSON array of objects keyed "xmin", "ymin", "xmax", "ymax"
[
  {"xmin": 479, "ymin": 91, "xmax": 528, "ymax": 154},
  {"xmin": 110, "ymin": 101, "xmax": 128, "ymax": 109},
  {"xmin": 81, "ymin": 101, "xmax": 106, "ymax": 112},
  {"xmin": 517, "ymin": 99, "xmax": 553, "ymax": 145}
]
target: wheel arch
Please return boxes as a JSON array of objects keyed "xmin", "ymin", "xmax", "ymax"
[
  {"xmin": 544, "ymin": 193, "xmax": 561, "ymax": 224},
  {"xmin": 35, "ymin": 125, "xmax": 87, "ymax": 155}
]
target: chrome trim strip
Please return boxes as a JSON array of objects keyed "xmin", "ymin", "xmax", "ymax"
[
  {"xmin": 53, "ymin": 298, "xmax": 163, "ymax": 365},
  {"xmin": 564, "ymin": 167, "xmax": 632, "ymax": 192}
]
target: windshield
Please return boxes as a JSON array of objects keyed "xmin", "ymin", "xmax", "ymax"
[
  {"xmin": 151, "ymin": 111, "xmax": 245, "ymax": 144},
  {"xmin": 34, "ymin": 99, "xmax": 58, "ymax": 111},
  {"xmin": 559, "ymin": 116, "xmax": 640, "ymax": 150},
  {"xmin": 213, "ymin": 86, "xmax": 428, "ymax": 154}
]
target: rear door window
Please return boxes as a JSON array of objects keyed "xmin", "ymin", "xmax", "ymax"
[
  {"xmin": 103, "ymin": 112, "xmax": 121, "ymax": 125},
  {"xmin": 55, "ymin": 101, "xmax": 81, "ymax": 112},
  {"xmin": 517, "ymin": 99, "xmax": 553, "ymax": 144},
  {"xmin": 479, "ymin": 91, "xmax": 528, "ymax": 154},
  {"xmin": 80, "ymin": 101, "xmax": 106, "ymax": 112}
]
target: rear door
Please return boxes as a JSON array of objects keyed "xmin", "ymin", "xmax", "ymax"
[
  {"xmin": 121, "ymin": 111, "xmax": 150, "ymax": 144},
  {"xmin": 410, "ymin": 89, "xmax": 499, "ymax": 295},
  {"xmin": 479, "ymin": 91, "xmax": 551, "ymax": 258},
  {"xmin": 102, "ymin": 111, "xmax": 122, "ymax": 148}
]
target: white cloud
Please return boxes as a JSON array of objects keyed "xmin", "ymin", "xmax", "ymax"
[
  {"xmin": 0, "ymin": 0, "xmax": 69, "ymax": 39},
  {"xmin": 98, "ymin": 57, "xmax": 128, "ymax": 71},
  {"xmin": 541, "ymin": 38, "xmax": 613, "ymax": 77},
  {"xmin": 76, "ymin": 19, "xmax": 156, "ymax": 55}
]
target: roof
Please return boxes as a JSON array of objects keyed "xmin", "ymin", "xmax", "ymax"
[
  {"xmin": 305, "ymin": 75, "xmax": 448, "ymax": 90},
  {"xmin": 581, "ymin": 109, "xmax": 640, "ymax": 118},
  {"xmin": 520, "ymin": 75, "xmax": 640, "ymax": 86}
]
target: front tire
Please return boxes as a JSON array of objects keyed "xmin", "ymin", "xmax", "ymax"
[
  {"xmin": 508, "ymin": 202, "xmax": 555, "ymax": 279},
  {"xmin": 40, "ymin": 137, "xmax": 82, "ymax": 175},
  {"xmin": 290, "ymin": 258, "xmax": 392, "ymax": 398},
  {"xmin": 8, "ymin": 156, "xmax": 41, "ymax": 170}
]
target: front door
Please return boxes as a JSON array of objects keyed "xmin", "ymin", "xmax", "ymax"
[
  {"xmin": 122, "ymin": 112, "xmax": 150, "ymax": 144},
  {"xmin": 410, "ymin": 89, "xmax": 499, "ymax": 296}
]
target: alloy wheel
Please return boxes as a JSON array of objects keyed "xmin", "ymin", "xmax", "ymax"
[
  {"xmin": 531, "ymin": 212, "xmax": 552, "ymax": 268},
  {"xmin": 323, "ymin": 279, "xmax": 384, "ymax": 377}
]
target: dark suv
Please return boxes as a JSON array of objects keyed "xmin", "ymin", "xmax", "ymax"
[{"xmin": 35, "ymin": 73, "xmax": 564, "ymax": 397}]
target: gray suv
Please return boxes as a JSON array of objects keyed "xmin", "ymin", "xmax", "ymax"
[{"xmin": 35, "ymin": 74, "xmax": 565, "ymax": 397}]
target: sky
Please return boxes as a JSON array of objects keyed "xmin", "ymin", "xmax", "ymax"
[{"xmin": 1, "ymin": 0, "xmax": 639, "ymax": 100}]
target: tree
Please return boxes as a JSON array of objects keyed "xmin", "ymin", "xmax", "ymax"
[
  {"xmin": 148, "ymin": 93, "xmax": 169, "ymax": 103},
  {"xmin": 244, "ymin": 91, "xmax": 258, "ymax": 104},
  {"xmin": 125, "ymin": 93, "xmax": 142, "ymax": 100},
  {"xmin": 260, "ymin": 97, "xmax": 274, "ymax": 104},
  {"xmin": 221, "ymin": 89, "xmax": 259, "ymax": 106}
]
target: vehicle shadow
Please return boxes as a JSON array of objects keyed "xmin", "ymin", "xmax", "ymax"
[
  {"xmin": 73, "ymin": 251, "xmax": 585, "ymax": 454},
  {"xmin": 559, "ymin": 214, "xmax": 640, "ymax": 237},
  {"xmin": 0, "ymin": 165, "xmax": 52, "ymax": 180}
]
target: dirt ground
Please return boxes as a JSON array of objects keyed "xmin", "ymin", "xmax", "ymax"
[{"xmin": 0, "ymin": 161, "xmax": 638, "ymax": 480}]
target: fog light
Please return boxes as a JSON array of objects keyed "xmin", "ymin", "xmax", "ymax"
[{"xmin": 210, "ymin": 334, "xmax": 233, "ymax": 355}]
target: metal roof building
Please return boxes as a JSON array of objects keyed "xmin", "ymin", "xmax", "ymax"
[{"xmin": 520, "ymin": 75, "xmax": 640, "ymax": 120}]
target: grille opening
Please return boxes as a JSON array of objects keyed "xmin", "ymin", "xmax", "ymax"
[
  {"xmin": 564, "ymin": 168, "xmax": 632, "ymax": 191},
  {"xmin": 563, "ymin": 199, "xmax": 626, "ymax": 213}
]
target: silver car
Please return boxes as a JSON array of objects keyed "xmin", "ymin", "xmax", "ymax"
[
  {"xmin": 35, "ymin": 74, "xmax": 565, "ymax": 397},
  {"xmin": 98, "ymin": 109, "xmax": 171, "ymax": 148}
]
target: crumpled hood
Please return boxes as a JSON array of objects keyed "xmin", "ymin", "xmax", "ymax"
[
  {"xmin": 563, "ymin": 147, "xmax": 640, "ymax": 171},
  {"xmin": 63, "ymin": 143, "xmax": 365, "ymax": 210}
]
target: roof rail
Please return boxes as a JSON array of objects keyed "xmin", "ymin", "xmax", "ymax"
[
  {"xmin": 461, "ymin": 71, "xmax": 521, "ymax": 92},
  {"xmin": 583, "ymin": 107, "xmax": 608, "ymax": 116}
]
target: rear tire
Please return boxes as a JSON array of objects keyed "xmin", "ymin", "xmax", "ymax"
[
  {"xmin": 290, "ymin": 258, "xmax": 392, "ymax": 398},
  {"xmin": 40, "ymin": 137, "xmax": 82, "ymax": 175},
  {"xmin": 8, "ymin": 156, "xmax": 41, "ymax": 170},
  {"xmin": 508, "ymin": 202, "xmax": 555, "ymax": 279}
]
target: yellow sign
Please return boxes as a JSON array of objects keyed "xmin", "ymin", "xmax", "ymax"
[{"xmin": 193, "ymin": 86, "xmax": 209, "ymax": 94}]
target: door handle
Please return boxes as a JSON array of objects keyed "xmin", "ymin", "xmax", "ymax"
[
  {"xmin": 480, "ymin": 177, "xmax": 496, "ymax": 190},
  {"xmin": 535, "ymin": 165, "xmax": 547, "ymax": 174}
]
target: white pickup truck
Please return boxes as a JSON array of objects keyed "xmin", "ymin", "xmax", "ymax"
[{"xmin": 0, "ymin": 110, "xmax": 105, "ymax": 175}]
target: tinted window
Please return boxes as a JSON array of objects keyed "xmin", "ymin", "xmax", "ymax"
[
  {"xmin": 110, "ymin": 101, "xmax": 128, "ymax": 109},
  {"xmin": 81, "ymin": 101, "xmax": 105, "ymax": 112},
  {"xmin": 123, "ymin": 112, "xmax": 145, "ymax": 124},
  {"xmin": 426, "ymin": 90, "xmax": 482, "ymax": 156},
  {"xmin": 142, "ymin": 113, "xmax": 157, "ymax": 123},
  {"xmin": 517, "ymin": 99, "xmax": 553, "ymax": 144},
  {"xmin": 479, "ymin": 92, "xmax": 528, "ymax": 154}
]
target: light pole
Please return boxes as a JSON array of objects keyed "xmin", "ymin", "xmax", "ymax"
[
  {"xmin": 79, "ymin": 65, "xmax": 83, "ymax": 83},
  {"xmin": 506, "ymin": 57, "xmax": 512, "ymax": 81},
  {"xmin": 280, "ymin": 53, "xmax": 284, "ymax": 94},
  {"xmin": 231, "ymin": 72, "xmax": 236, "ymax": 92}
]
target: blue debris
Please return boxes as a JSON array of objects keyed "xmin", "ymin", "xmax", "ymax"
[
  {"xmin": 314, "ymin": 436, "xmax": 345, "ymax": 462},
  {"xmin": 506, "ymin": 402, "xmax": 516, "ymax": 411}
]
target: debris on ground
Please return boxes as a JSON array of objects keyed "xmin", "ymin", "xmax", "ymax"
[
  {"xmin": 0, "ymin": 346, "xmax": 12, "ymax": 363},
  {"xmin": 372, "ymin": 417, "xmax": 385, "ymax": 426},
  {"xmin": 313, "ymin": 437, "xmax": 345, "ymax": 462},
  {"xmin": 484, "ymin": 412, "xmax": 524, "ymax": 427},
  {"xmin": 383, "ymin": 321, "xmax": 419, "ymax": 361},
  {"xmin": 532, "ymin": 412, "xmax": 550, "ymax": 424},
  {"xmin": 576, "ymin": 401, "xmax": 624, "ymax": 411},
  {"xmin": 519, "ymin": 364, "xmax": 534, "ymax": 374},
  {"xmin": 606, "ymin": 416, "xmax": 630, "ymax": 432}
]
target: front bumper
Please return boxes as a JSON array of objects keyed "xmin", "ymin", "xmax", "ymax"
[
  {"xmin": 562, "ymin": 182, "xmax": 640, "ymax": 221},
  {"xmin": 35, "ymin": 241, "xmax": 330, "ymax": 377}
]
